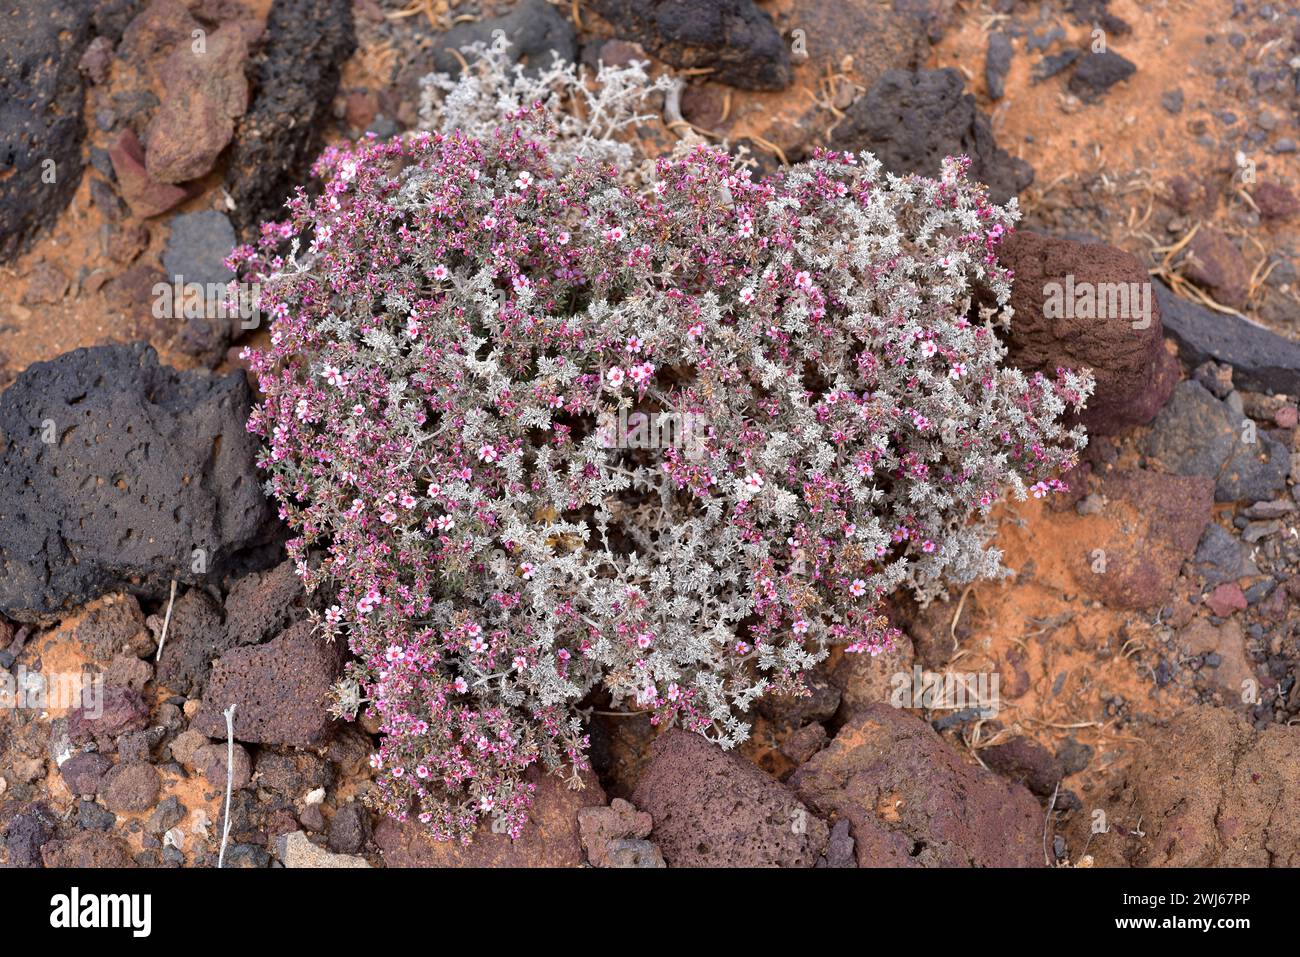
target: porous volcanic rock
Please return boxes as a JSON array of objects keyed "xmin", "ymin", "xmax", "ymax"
[
  {"xmin": 224, "ymin": 0, "xmax": 355, "ymax": 234},
  {"xmin": 0, "ymin": 0, "xmax": 93, "ymax": 262},
  {"xmin": 144, "ymin": 22, "xmax": 259, "ymax": 184},
  {"xmin": 587, "ymin": 0, "xmax": 791, "ymax": 90},
  {"xmin": 830, "ymin": 68, "xmax": 1033, "ymax": 206},
  {"xmin": 1083, "ymin": 707, "xmax": 1300, "ymax": 866},
  {"xmin": 374, "ymin": 767, "xmax": 605, "ymax": 867},
  {"xmin": 998, "ymin": 230, "xmax": 1177, "ymax": 436},
  {"xmin": 1070, "ymin": 469, "xmax": 1214, "ymax": 609},
  {"xmin": 631, "ymin": 729, "xmax": 828, "ymax": 867},
  {"xmin": 191, "ymin": 620, "xmax": 345, "ymax": 748},
  {"xmin": 790, "ymin": 704, "xmax": 1044, "ymax": 867},
  {"xmin": 0, "ymin": 343, "xmax": 273, "ymax": 621}
]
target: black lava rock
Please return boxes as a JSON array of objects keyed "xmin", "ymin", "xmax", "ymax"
[
  {"xmin": 985, "ymin": 32, "xmax": 1013, "ymax": 100},
  {"xmin": 0, "ymin": 343, "xmax": 275, "ymax": 621},
  {"xmin": 1068, "ymin": 50, "xmax": 1136, "ymax": 98},
  {"xmin": 830, "ymin": 68, "xmax": 1034, "ymax": 205},
  {"xmin": 407, "ymin": 0, "xmax": 575, "ymax": 86},
  {"xmin": 0, "ymin": 0, "xmax": 94, "ymax": 262},
  {"xmin": 587, "ymin": 0, "xmax": 792, "ymax": 91},
  {"xmin": 225, "ymin": 0, "xmax": 356, "ymax": 235}
]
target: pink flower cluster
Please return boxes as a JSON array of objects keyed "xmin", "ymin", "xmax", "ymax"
[{"xmin": 237, "ymin": 111, "xmax": 1090, "ymax": 841}]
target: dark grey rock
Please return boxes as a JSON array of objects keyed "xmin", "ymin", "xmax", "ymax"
[
  {"xmin": 985, "ymin": 32, "xmax": 1013, "ymax": 100},
  {"xmin": 1145, "ymin": 379, "xmax": 1290, "ymax": 503},
  {"xmin": 604, "ymin": 837, "xmax": 666, "ymax": 867},
  {"xmin": 418, "ymin": 0, "xmax": 576, "ymax": 81},
  {"xmin": 830, "ymin": 68, "xmax": 1033, "ymax": 205},
  {"xmin": 0, "ymin": 343, "xmax": 275, "ymax": 622},
  {"xmin": 222, "ymin": 842, "xmax": 271, "ymax": 867},
  {"xmin": 1032, "ymin": 49, "xmax": 1079, "ymax": 83},
  {"xmin": 77, "ymin": 799, "xmax": 117, "ymax": 832},
  {"xmin": 225, "ymin": 0, "xmax": 356, "ymax": 235},
  {"xmin": 587, "ymin": 0, "xmax": 790, "ymax": 91},
  {"xmin": 1190, "ymin": 523, "xmax": 1250, "ymax": 585},
  {"xmin": 1068, "ymin": 51, "xmax": 1136, "ymax": 98},
  {"xmin": 1155, "ymin": 280, "xmax": 1300, "ymax": 396},
  {"xmin": 4, "ymin": 802, "xmax": 58, "ymax": 867},
  {"xmin": 1056, "ymin": 737, "xmax": 1092, "ymax": 775},
  {"xmin": 1026, "ymin": 25, "xmax": 1065, "ymax": 53},
  {"xmin": 163, "ymin": 211, "xmax": 237, "ymax": 286},
  {"xmin": 155, "ymin": 588, "xmax": 231, "ymax": 696},
  {"xmin": 327, "ymin": 801, "xmax": 372, "ymax": 854},
  {"xmin": 0, "ymin": 0, "xmax": 93, "ymax": 262},
  {"xmin": 821, "ymin": 817, "xmax": 856, "ymax": 868},
  {"xmin": 1161, "ymin": 88, "xmax": 1184, "ymax": 113}
]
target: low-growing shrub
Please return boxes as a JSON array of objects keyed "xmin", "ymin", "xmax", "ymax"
[{"xmin": 237, "ymin": 44, "xmax": 1091, "ymax": 841}]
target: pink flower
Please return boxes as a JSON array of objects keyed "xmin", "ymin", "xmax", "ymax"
[
  {"xmin": 849, "ymin": 579, "xmax": 867, "ymax": 598},
  {"xmin": 453, "ymin": 677, "xmax": 468, "ymax": 694},
  {"xmin": 743, "ymin": 473, "xmax": 764, "ymax": 494},
  {"xmin": 478, "ymin": 444, "xmax": 498, "ymax": 463},
  {"xmin": 606, "ymin": 366, "xmax": 626, "ymax": 388},
  {"xmin": 794, "ymin": 270, "xmax": 813, "ymax": 291}
]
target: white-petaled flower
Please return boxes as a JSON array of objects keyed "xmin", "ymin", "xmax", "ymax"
[
  {"xmin": 743, "ymin": 473, "xmax": 764, "ymax": 494},
  {"xmin": 850, "ymin": 579, "xmax": 867, "ymax": 597},
  {"xmin": 606, "ymin": 366, "xmax": 625, "ymax": 388}
]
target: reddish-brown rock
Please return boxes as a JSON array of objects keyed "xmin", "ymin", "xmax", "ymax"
[
  {"xmin": 41, "ymin": 831, "xmax": 134, "ymax": 868},
  {"xmin": 790, "ymin": 704, "xmax": 1044, "ymax": 867},
  {"xmin": 577, "ymin": 797, "xmax": 654, "ymax": 867},
  {"xmin": 1082, "ymin": 707, "xmax": 1300, "ymax": 867},
  {"xmin": 1000, "ymin": 230, "xmax": 1177, "ymax": 435},
  {"xmin": 631, "ymin": 729, "xmax": 828, "ymax": 867},
  {"xmin": 108, "ymin": 128, "xmax": 190, "ymax": 218},
  {"xmin": 1253, "ymin": 182, "xmax": 1300, "ymax": 221},
  {"xmin": 1182, "ymin": 226, "xmax": 1250, "ymax": 309},
  {"xmin": 830, "ymin": 631, "xmax": 915, "ymax": 718},
  {"xmin": 192, "ymin": 619, "xmax": 344, "ymax": 748},
  {"xmin": 145, "ymin": 23, "xmax": 259, "ymax": 184},
  {"xmin": 68, "ymin": 687, "xmax": 151, "ymax": 748},
  {"xmin": 1072, "ymin": 470, "xmax": 1214, "ymax": 610},
  {"xmin": 374, "ymin": 767, "xmax": 605, "ymax": 867}
]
